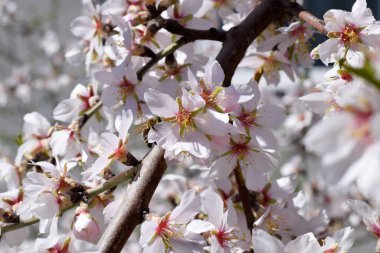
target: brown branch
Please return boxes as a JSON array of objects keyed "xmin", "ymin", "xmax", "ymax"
[
  {"xmin": 97, "ymin": 1, "xmax": 328, "ymax": 252},
  {"xmin": 157, "ymin": 17, "xmax": 227, "ymax": 42},
  {"xmin": 0, "ymin": 166, "xmax": 139, "ymax": 235},
  {"xmin": 233, "ymin": 166, "xmax": 256, "ymax": 232},
  {"xmin": 98, "ymin": 146, "xmax": 166, "ymax": 252},
  {"xmin": 286, "ymin": 2, "xmax": 327, "ymax": 34},
  {"xmin": 218, "ymin": 0, "xmax": 287, "ymax": 86}
]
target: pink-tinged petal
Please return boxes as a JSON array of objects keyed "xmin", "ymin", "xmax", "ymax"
[
  {"xmin": 201, "ymin": 189, "xmax": 224, "ymax": 227},
  {"xmin": 100, "ymin": 132, "xmax": 119, "ymax": 154},
  {"xmin": 324, "ymin": 10, "xmax": 346, "ymax": 31},
  {"xmin": 170, "ymin": 189, "xmax": 201, "ymax": 223},
  {"xmin": 140, "ymin": 220, "xmax": 159, "ymax": 247},
  {"xmin": 115, "ymin": 109, "xmax": 133, "ymax": 142},
  {"xmin": 252, "ymin": 229, "xmax": 285, "ymax": 253},
  {"xmin": 270, "ymin": 175, "xmax": 297, "ymax": 200},
  {"xmin": 23, "ymin": 112, "xmax": 50, "ymax": 137},
  {"xmin": 82, "ymin": 155, "xmax": 111, "ymax": 181},
  {"xmin": 225, "ymin": 200, "xmax": 238, "ymax": 227},
  {"xmin": 256, "ymin": 104, "xmax": 285, "ymax": 128},
  {"xmin": 70, "ymin": 16, "xmax": 95, "ymax": 40},
  {"xmin": 258, "ymin": 34, "xmax": 287, "ymax": 52},
  {"xmin": 204, "ymin": 60, "xmax": 225, "ymax": 87},
  {"xmin": 15, "ymin": 139, "xmax": 39, "ymax": 166},
  {"xmin": 144, "ymin": 89, "xmax": 178, "ymax": 117},
  {"xmin": 94, "ymin": 70, "xmax": 116, "ymax": 85},
  {"xmin": 254, "ymin": 127, "xmax": 278, "ymax": 152},
  {"xmin": 143, "ymin": 234, "xmax": 165, "ymax": 253},
  {"xmin": 346, "ymin": 199, "xmax": 379, "ymax": 229},
  {"xmin": 50, "ymin": 130, "xmax": 71, "ymax": 156},
  {"xmin": 170, "ymin": 237, "xmax": 205, "ymax": 253},
  {"xmin": 34, "ymin": 193, "xmax": 60, "ymax": 219},
  {"xmin": 241, "ymin": 81, "xmax": 261, "ymax": 110},
  {"xmin": 53, "ymin": 98, "xmax": 82, "ymax": 123},
  {"xmin": 246, "ymin": 172, "xmax": 267, "ymax": 192},
  {"xmin": 70, "ymin": 83, "xmax": 88, "ymax": 98},
  {"xmin": 172, "ymin": 131, "xmax": 210, "ymax": 159},
  {"xmin": 3, "ymin": 227, "xmax": 29, "ymax": 247},
  {"xmin": 181, "ymin": 88, "xmax": 205, "ymax": 111},
  {"xmin": 209, "ymin": 156, "xmax": 236, "ymax": 180},
  {"xmin": 210, "ymin": 235, "xmax": 225, "ymax": 253},
  {"xmin": 318, "ymin": 39, "xmax": 340, "ymax": 65},
  {"xmin": 148, "ymin": 122, "xmax": 179, "ymax": 149},
  {"xmin": 299, "ymin": 92, "xmax": 332, "ymax": 114},
  {"xmin": 285, "ymin": 233, "xmax": 321, "ymax": 253},
  {"xmin": 187, "ymin": 68, "xmax": 201, "ymax": 93},
  {"xmin": 187, "ymin": 220, "xmax": 215, "ymax": 234},
  {"xmin": 331, "ymin": 227, "xmax": 354, "ymax": 251},
  {"xmin": 101, "ymin": 86, "xmax": 119, "ymax": 107},
  {"xmin": 196, "ymin": 110, "xmax": 233, "ymax": 136},
  {"xmin": 31, "ymin": 161, "xmax": 59, "ymax": 178},
  {"xmin": 349, "ymin": 0, "xmax": 375, "ymax": 26}
]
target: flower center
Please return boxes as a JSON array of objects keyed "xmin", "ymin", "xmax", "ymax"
[
  {"xmin": 237, "ymin": 111, "xmax": 258, "ymax": 128},
  {"xmin": 340, "ymin": 24, "xmax": 361, "ymax": 44},
  {"xmin": 214, "ymin": 227, "xmax": 236, "ymax": 249},
  {"xmin": 176, "ymin": 109, "xmax": 192, "ymax": 127},
  {"xmin": 119, "ymin": 77, "xmax": 135, "ymax": 98}
]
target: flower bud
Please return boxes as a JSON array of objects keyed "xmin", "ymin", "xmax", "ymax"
[{"xmin": 73, "ymin": 206, "xmax": 101, "ymax": 243}]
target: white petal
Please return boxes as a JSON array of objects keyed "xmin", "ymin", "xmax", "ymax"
[
  {"xmin": 187, "ymin": 220, "xmax": 215, "ymax": 234},
  {"xmin": 201, "ymin": 189, "xmax": 224, "ymax": 227},
  {"xmin": 252, "ymin": 229, "xmax": 285, "ymax": 253},
  {"xmin": 170, "ymin": 189, "xmax": 201, "ymax": 223},
  {"xmin": 144, "ymin": 89, "xmax": 178, "ymax": 117}
]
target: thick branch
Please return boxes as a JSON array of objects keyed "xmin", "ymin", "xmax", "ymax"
[
  {"xmin": 98, "ymin": 146, "xmax": 166, "ymax": 253},
  {"xmin": 218, "ymin": 0, "xmax": 286, "ymax": 86}
]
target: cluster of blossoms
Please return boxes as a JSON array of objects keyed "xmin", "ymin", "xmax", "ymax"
[{"xmin": 2, "ymin": 0, "xmax": 380, "ymax": 252}]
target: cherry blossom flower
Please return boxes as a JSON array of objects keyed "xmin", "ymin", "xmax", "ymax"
[
  {"xmin": 53, "ymin": 83, "xmax": 99, "ymax": 123},
  {"xmin": 15, "ymin": 112, "xmax": 51, "ymax": 166},
  {"xmin": 82, "ymin": 109, "xmax": 133, "ymax": 180},
  {"xmin": 347, "ymin": 199, "xmax": 380, "ymax": 238},
  {"xmin": 317, "ymin": 0, "xmax": 380, "ymax": 65},
  {"xmin": 139, "ymin": 189, "xmax": 205, "ymax": 253},
  {"xmin": 95, "ymin": 60, "xmax": 149, "ymax": 118},
  {"xmin": 187, "ymin": 189, "xmax": 249, "ymax": 252},
  {"xmin": 145, "ymin": 88, "xmax": 231, "ymax": 159}
]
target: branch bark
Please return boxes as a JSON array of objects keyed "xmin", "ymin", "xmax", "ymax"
[
  {"xmin": 98, "ymin": 146, "xmax": 166, "ymax": 252},
  {"xmin": 157, "ymin": 17, "xmax": 227, "ymax": 42},
  {"xmin": 218, "ymin": 0, "xmax": 287, "ymax": 86}
]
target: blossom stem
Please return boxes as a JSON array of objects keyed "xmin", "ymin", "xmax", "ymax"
[
  {"xmin": 233, "ymin": 165, "xmax": 256, "ymax": 232},
  {"xmin": 78, "ymin": 100, "xmax": 103, "ymax": 130},
  {"xmin": 0, "ymin": 166, "xmax": 138, "ymax": 236}
]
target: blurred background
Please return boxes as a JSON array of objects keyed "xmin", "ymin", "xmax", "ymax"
[{"xmin": 0, "ymin": 0, "xmax": 377, "ymax": 251}]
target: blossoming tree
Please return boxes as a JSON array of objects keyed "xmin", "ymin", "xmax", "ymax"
[{"xmin": 1, "ymin": 0, "xmax": 380, "ymax": 252}]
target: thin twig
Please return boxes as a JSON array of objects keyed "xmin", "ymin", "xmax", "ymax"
[
  {"xmin": 156, "ymin": 17, "xmax": 227, "ymax": 42},
  {"xmin": 233, "ymin": 165, "xmax": 256, "ymax": 231},
  {"xmin": 137, "ymin": 37, "xmax": 188, "ymax": 80},
  {"xmin": 286, "ymin": 2, "xmax": 327, "ymax": 34},
  {"xmin": 0, "ymin": 166, "xmax": 138, "ymax": 235}
]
